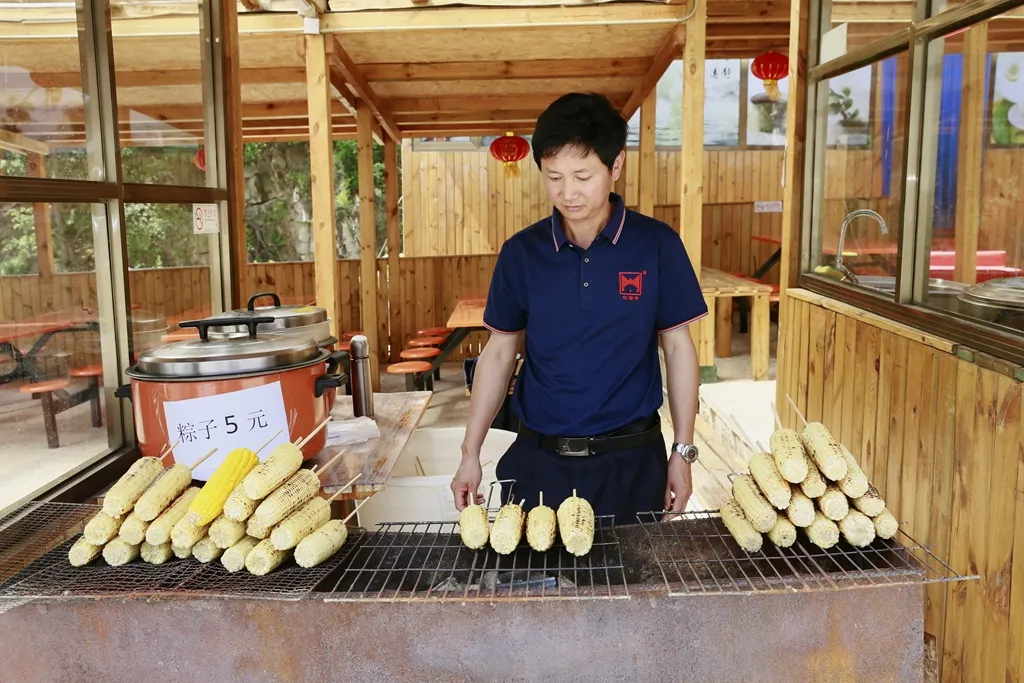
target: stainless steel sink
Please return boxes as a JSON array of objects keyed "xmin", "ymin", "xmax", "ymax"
[{"xmin": 854, "ymin": 276, "xmax": 966, "ymax": 313}]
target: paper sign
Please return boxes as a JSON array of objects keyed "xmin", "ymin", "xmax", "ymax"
[
  {"xmin": 820, "ymin": 23, "xmax": 849, "ymax": 64},
  {"xmin": 162, "ymin": 381, "xmax": 291, "ymax": 480},
  {"xmin": 754, "ymin": 201, "xmax": 783, "ymax": 213},
  {"xmin": 192, "ymin": 203, "xmax": 219, "ymax": 235}
]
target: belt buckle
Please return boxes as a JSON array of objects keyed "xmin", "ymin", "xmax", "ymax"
[{"xmin": 557, "ymin": 437, "xmax": 592, "ymax": 457}]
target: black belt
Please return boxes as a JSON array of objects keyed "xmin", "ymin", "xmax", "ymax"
[{"xmin": 517, "ymin": 413, "xmax": 662, "ymax": 457}]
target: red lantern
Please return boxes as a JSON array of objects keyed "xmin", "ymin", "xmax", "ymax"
[
  {"xmin": 751, "ymin": 51, "xmax": 789, "ymax": 102},
  {"xmin": 489, "ymin": 132, "xmax": 530, "ymax": 178},
  {"xmin": 194, "ymin": 147, "xmax": 206, "ymax": 171}
]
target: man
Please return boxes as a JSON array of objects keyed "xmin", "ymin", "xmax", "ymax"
[{"xmin": 450, "ymin": 92, "xmax": 707, "ymax": 524}]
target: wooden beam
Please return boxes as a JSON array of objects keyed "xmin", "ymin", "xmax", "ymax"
[
  {"xmin": 388, "ymin": 93, "xmax": 629, "ymax": 114},
  {"xmin": 29, "ymin": 66, "xmax": 305, "ymax": 89},
  {"xmin": 324, "ymin": 34, "xmax": 400, "ymax": 141},
  {"xmin": 356, "ymin": 102, "xmax": 381, "ymax": 390},
  {"xmin": 384, "ymin": 137, "xmax": 400, "ymax": 363},
  {"xmin": 680, "ymin": 0, "xmax": 705, "ymax": 350},
  {"xmin": 395, "ymin": 110, "xmax": 541, "ymax": 125},
  {"xmin": 0, "ymin": 130, "xmax": 50, "ymax": 156},
  {"xmin": 362, "ymin": 57, "xmax": 650, "ymax": 82},
  {"xmin": 621, "ymin": 24, "xmax": 684, "ymax": 120},
  {"xmin": 953, "ymin": 23, "xmax": 987, "ymax": 285},
  {"xmin": 706, "ymin": 0, "xmax": 790, "ymax": 23},
  {"xmin": 637, "ymin": 89, "xmax": 657, "ymax": 217},
  {"xmin": 222, "ymin": 0, "xmax": 248, "ymax": 310},
  {"xmin": 329, "ymin": 0, "xmax": 672, "ymax": 8},
  {"xmin": 25, "ymin": 153, "xmax": 54, "ymax": 279},
  {"xmin": 306, "ymin": 32, "xmax": 342, "ymax": 342},
  {"xmin": 779, "ymin": 0, "xmax": 810, "ymax": 296},
  {"xmin": 707, "ymin": 23, "xmax": 790, "ymax": 41}
]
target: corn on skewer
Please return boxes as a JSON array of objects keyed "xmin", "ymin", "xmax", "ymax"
[
  {"xmin": 805, "ymin": 511, "xmax": 840, "ymax": 549},
  {"xmin": 731, "ymin": 474, "xmax": 777, "ymax": 533},
  {"xmin": 209, "ymin": 514, "xmax": 247, "ymax": 549},
  {"xmin": 242, "ymin": 442, "xmax": 304, "ymax": 500},
  {"xmin": 748, "ymin": 452, "xmax": 792, "ymax": 510},
  {"xmin": 83, "ymin": 510, "xmax": 125, "ymax": 545},
  {"xmin": 118, "ymin": 511, "xmax": 149, "ymax": 546},
  {"xmin": 246, "ymin": 515, "xmax": 273, "ymax": 540},
  {"xmin": 767, "ymin": 516, "xmax": 797, "ymax": 548},
  {"xmin": 270, "ymin": 497, "xmax": 332, "ymax": 551},
  {"xmin": 873, "ymin": 508, "xmax": 899, "ymax": 539},
  {"xmin": 526, "ymin": 491, "xmax": 557, "ymax": 552},
  {"xmin": 801, "ymin": 422, "xmax": 848, "ymax": 481},
  {"xmin": 145, "ymin": 487, "xmax": 200, "ymax": 546},
  {"xmin": 245, "ymin": 538, "xmax": 291, "ymax": 576},
  {"xmin": 490, "ymin": 498, "xmax": 526, "ymax": 555},
  {"xmin": 102, "ymin": 538, "xmax": 141, "ymax": 566},
  {"xmin": 102, "ymin": 456, "xmax": 165, "ymax": 516},
  {"xmin": 294, "ymin": 497, "xmax": 370, "ymax": 569},
  {"xmin": 172, "ymin": 542, "xmax": 193, "ymax": 559},
  {"xmin": 223, "ymin": 483, "xmax": 260, "ymax": 522},
  {"xmin": 140, "ymin": 541, "xmax": 173, "ymax": 565},
  {"xmin": 68, "ymin": 537, "xmax": 103, "ymax": 567},
  {"xmin": 851, "ymin": 485, "xmax": 887, "ymax": 517},
  {"xmin": 818, "ymin": 485, "xmax": 850, "ymax": 521},
  {"xmin": 252, "ymin": 467, "xmax": 359, "ymax": 530},
  {"xmin": 459, "ymin": 502, "xmax": 490, "ymax": 550},
  {"xmin": 719, "ymin": 499, "xmax": 763, "ymax": 553},
  {"xmin": 838, "ymin": 509, "xmax": 876, "ymax": 547},
  {"xmin": 799, "ymin": 451, "xmax": 828, "ymax": 498},
  {"xmin": 133, "ymin": 448, "xmax": 218, "ymax": 522},
  {"xmin": 170, "ymin": 513, "xmax": 210, "ymax": 550},
  {"xmin": 838, "ymin": 445, "xmax": 870, "ymax": 499},
  {"xmin": 786, "ymin": 490, "xmax": 816, "ymax": 527},
  {"xmin": 186, "ymin": 434, "xmax": 276, "ymax": 526},
  {"xmin": 192, "ymin": 535, "xmax": 225, "ymax": 563},
  {"xmin": 222, "ymin": 536, "xmax": 261, "ymax": 573},
  {"xmin": 769, "ymin": 429, "xmax": 809, "ymax": 484},
  {"xmin": 556, "ymin": 489, "xmax": 595, "ymax": 556}
]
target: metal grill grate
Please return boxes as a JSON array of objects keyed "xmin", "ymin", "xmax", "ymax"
[
  {"xmin": 636, "ymin": 510, "xmax": 977, "ymax": 596},
  {"xmin": 0, "ymin": 501, "xmax": 97, "ymax": 586},
  {"xmin": 325, "ymin": 514, "xmax": 628, "ymax": 602}
]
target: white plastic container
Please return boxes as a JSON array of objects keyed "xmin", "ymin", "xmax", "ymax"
[{"xmin": 356, "ymin": 426, "xmax": 518, "ymax": 529}]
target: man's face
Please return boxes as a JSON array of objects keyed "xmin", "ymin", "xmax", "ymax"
[{"xmin": 539, "ymin": 146, "xmax": 624, "ymax": 226}]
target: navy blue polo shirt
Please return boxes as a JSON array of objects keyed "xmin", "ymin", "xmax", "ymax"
[{"xmin": 482, "ymin": 192, "xmax": 708, "ymax": 437}]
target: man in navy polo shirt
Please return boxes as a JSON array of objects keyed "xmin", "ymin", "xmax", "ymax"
[{"xmin": 451, "ymin": 92, "xmax": 708, "ymax": 524}]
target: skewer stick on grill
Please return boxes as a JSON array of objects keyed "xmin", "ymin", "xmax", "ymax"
[
  {"xmin": 187, "ymin": 447, "xmax": 219, "ymax": 471},
  {"xmin": 326, "ymin": 472, "xmax": 364, "ymax": 503},
  {"xmin": 294, "ymin": 417, "xmax": 330, "ymax": 449},
  {"xmin": 785, "ymin": 393, "xmax": 809, "ymax": 427},
  {"xmin": 770, "ymin": 401, "xmax": 783, "ymax": 430},
  {"xmin": 157, "ymin": 438, "xmax": 183, "ymax": 463},
  {"xmin": 293, "ymin": 496, "xmax": 372, "ymax": 568},
  {"xmin": 134, "ymin": 446, "xmax": 219, "ymax": 521},
  {"xmin": 311, "ymin": 450, "xmax": 346, "ymax": 478},
  {"xmin": 730, "ymin": 416, "xmax": 758, "ymax": 453},
  {"xmin": 255, "ymin": 428, "xmax": 285, "ymax": 455}
]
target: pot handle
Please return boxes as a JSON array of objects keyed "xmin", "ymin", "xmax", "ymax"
[
  {"xmin": 247, "ymin": 292, "xmax": 281, "ymax": 311},
  {"xmin": 314, "ymin": 349, "xmax": 350, "ymax": 398},
  {"xmin": 178, "ymin": 315, "xmax": 276, "ymax": 341},
  {"xmin": 114, "ymin": 383, "xmax": 132, "ymax": 401}
]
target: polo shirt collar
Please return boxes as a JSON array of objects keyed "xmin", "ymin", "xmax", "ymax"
[{"xmin": 550, "ymin": 192, "xmax": 627, "ymax": 252}]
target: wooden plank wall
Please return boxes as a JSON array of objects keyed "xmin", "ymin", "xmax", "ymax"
[{"xmin": 776, "ymin": 289, "xmax": 1024, "ymax": 683}]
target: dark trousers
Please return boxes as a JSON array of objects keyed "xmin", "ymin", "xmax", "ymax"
[{"xmin": 493, "ymin": 428, "xmax": 668, "ymax": 526}]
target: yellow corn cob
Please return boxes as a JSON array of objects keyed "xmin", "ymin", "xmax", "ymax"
[
  {"xmin": 805, "ymin": 511, "xmax": 840, "ymax": 549},
  {"xmin": 172, "ymin": 542, "xmax": 193, "ymax": 559},
  {"xmin": 838, "ymin": 510, "xmax": 876, "ymax": 548},
  {"xmin": 799, "ymin": 451, "xmax": 827, "ymax": 498},
  {"xmin": 295, "ymin": 520, "xmax": 349, "ymax": 568},
  {"xmin": 818, "ymin": 485, "xmax": 849, "ymax": 521},
  {"xmin": 134, "ymin": 463, "xmax": 192, "ymax": 521},
  {"xmin": 246, "ymin": 515, "xmax": 273, "ymax": 540},
  {"xmin": 187, "ymin": 448, "xmax": 260, "ymax": 526},
  {"xmin": 769, "ymin": 429, "xmax": 809, "ymax": 483},
  {"xmin": 222, "ymin": 536, "xmax": 261, "ymax": 573},
  {"xmin": 102, "ymin": 456, "xmax": 165, "ymax": 517},
  {"xmin": 786, "ymin": 489, "xmax": 815, "ymax": 527},
  {"xmin": 68, "ymin": 536, "xmax": 103, "ymax": 567},
  {"xmin": 118, "ymin": 511, "xmax": 149, "ymax": 546},
  {"xmin": 732, "ymin": 474, "xmax": 777, "ymax": 533},
  {"xmin": 459, "ymin": 504, "xmax": 489, "ymax": 550},
  {"xmin": 140, "ymin": 540, "xmax": 173, "ymax": 565},
  {"xmin": 556, "ymin": 492, "xmax": 595, "ymax": 556},
  {"xmin": 719, "ymin": 499, "xmax": 763, "ymax": 553},
  {"xmin": 192, "ymin": 535, "xmax": 224, "ymax": 563},
  {"xmin": 526, "ymin": 501, "xmax": 557, "ymax": 552},
  {"xmin": 145, "ymin": 487, "xmax": 200, "ymax": 546},
  {"xmin": 490, "ymin": 500, "xmax": 526, "ymax": 555},
  {"xmin": 102, "ymin": 538, "xmax": 140, "ymax": 566},
  {"xmin": 245, "ymin": 538, "xmax": 290, "ymax": 576},
  {"xmin": 209, "ymin": 515, "xmax": 247, "ymax": 549},
  {"xmin": 748, "ymin": 452, "xmax": 792, "ymax": 509},
  {"xmin": 767, "ymin": 516, "xmax": 797, "ymax": 548},
  {"xmin": 270, "ymin": 497, "xmax": 331, "ymax": 551},
  {"xmin": 242, "ymin": 442, "xmax": 304, "ymax": 500},
  {"xmin": 252, "ymin": 469, "xmax": 321, "ymax": 529},
  {"xmin": 83, "ymin": 510, "xmax": 125, "ymax": 545},
  {"xmin": 223, "ymin": 483, "xmax": 259, "ymax": 522},
  {"xmin": 838, "ymin": 445, "xmax": 869, "ymax": 499},
  {"xmin": 873, "ymin": 508, "xmax": 898, "ymax": 539},
  {"xmin": 170, "ymin": 515, "xmax": 210, "ymax": 550},
  {"xmin": 801, "ymin": 422, "xmax": 848, "ymax": 481},
  {"xmin": 851, "ymin": 485, "xmax": 887, "ymax": 517}
]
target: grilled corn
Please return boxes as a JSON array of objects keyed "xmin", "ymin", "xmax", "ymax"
[
  {"xmin": 719, "ymin": 499, "xmax": 763, "ymax": 553},
  {"xmin": 459, "ymin": 503, "xmax": 489, "ymax": 550},
  {"xmin": 102, "ymin": 538, "xmax": 140, "ymax": 566},
  {"xmin": 146, "ymin": 487, "xmax": 200, "ymax": 546},
  {"xmin": 801, "ymin": 422, "xmax": 848, "ymax": 481},
  {"xmin": 68, "ymin": 537, "xmax": 102, "ymax": 567},
  {"xmin": 172, "ymin": 542, "xmax": 193, "ymax": 559},
  {"xmin": 140, "ymin": 540, "xmax": 173, "ymax": 565},
  {"xmin": 787, "ymin": 489, "xmax": 816, "ymax": 527},
  {"xmin": 490, "ymin": 500, "xmax": 526, "ymax": 555},
  {"xmin": 748, "ymin": 452, "xmax": 792, "ymax": 509},
  {"xmin": 767, "ymin": 516, "xmax": 797, "ymax": 548},
  {"xmin": 732, "ymin": 474, "xmax": 777, "ymax": 533},
  {"xmin": 873, "ymin": 508, "xmax": 898, "ymax": 539},
  {"xmin": 245, "ymin": 538, "xmax": 290, "ymax": 576},
  {"xmin": 838, "ymin": 510, "xmax": 876, "ymax": 547},
  {"xmin": 209, "ymin": 514, "xmax": 247, "ymax": 550},
  {"xmin": 805, "ymin": 511, "xmax": 840, "ymax": 549},
  {"xmin": 851, "ymin": 485, "xmax": 887, "ymax": 517},
  {"xmin": 223, "ymin": 483, "xmax": 259, "ymax": 522},
  {"xmin": 222, "ymin": 536, "xmax": 260, "ymax": 573},
  {"xmin": 838, "ymin": 445, "xmax": 870, "ymax": 499},
  {"xmin": 556, "ymin": 492, "xmax": 595, "ymax": 556},
  {"xmin": 252, "ymin": 469, "xmax": 320, "ymax": 529},
  {"xmin": 818, "ymin": 485, "xmax": 850, "ymax": 521},
  {"xmin": 243, "ymin": 442, "xmax": 304, "ymax": 500},
  {"xmin": 270, "ymin": 497, "xmax": 331, "ymax": 551},
  {"xmin": 769, "ymin": 428, "xmax": 809, "ymax": 483},
  {"xmin": 526, "ymin": 497, "xmax": 557, "ymax": 552},
  {"xmin": 102, "ymin": 456, "xmax": 165, "ymax": 517},
  {"xmin": 187, "ymin": 448, "xmax": 260, "ymax": 526},
  {"xmin": 83, "ymin": 510, "xmax": 125, "ymax": 545},
  {"xmin": 134, "ymin": 463, "xmax": 192, "ymax": 521},
  {"xmin": 799, "ymin": 451, "xmax": 828, "ymax": 498},
  {"xmin": 295, "ymin": 520, "xmax": 349, "ymax": 568},
  {"xmin": 246, "ymin": 515, "xmax": 273, "ymax": 540},
  {"xmin": 192, "ymin": 535, "xmax": 224, "ymax": 563},
  {"xmin": 170, "ymin": 515, "xmax": 210, "ymax": 550},
  {"xmin": 117, "ymin": 511, "xmax": 149, "ymax": 546}
]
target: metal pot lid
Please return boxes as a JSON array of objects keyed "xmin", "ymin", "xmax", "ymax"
[
  {"xmin": 959, "ymin": 277, "xmax": 1024, "ymax": 309},
  {"xmin": 134, "ymin": 315, "xmax": 320, "ymax": 378},
  {"xmin": 228, "ymin": 291, "xmax": 327, "ymax": 329}
]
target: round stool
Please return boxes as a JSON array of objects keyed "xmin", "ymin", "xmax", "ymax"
[
  {"xmin": 342, "ymin": 330, "xmax": 364, "ymax": 341},
  {"xmin": 408, "ymin": 336, "xmax": 445, "ymax": 348},
  {"xmin": 416, "ymin": 327, "xmax": 452, "ymax": 337},
  {"xmin": 386, "ymin": 360, "xmax": 434, "ymax": 391},
  {"xmin": 401, "ymin": 346, "xmax": 441, "ymax": 381},
  {"xmin": 20, "ymin": 378, "xmax": 71, "ymax": 449}
]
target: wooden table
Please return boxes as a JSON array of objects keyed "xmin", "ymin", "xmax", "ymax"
[
  {"xmin": 0, "ymin": 309, "xmax": 99, "ymax": 385},
  {"xmin": 406, "ymin": 296, "xmax": 488, "ymax": 378},
  {"xmin": 313, "ymin": 391, "xmax": 432, "ymax": 499},
  {"xmin": 751, "ymin": 234, "xmax": 783, "ymax": 279},
  {"xmin": 696, "ymin": 268, "xmax": 772, "ymax": 382}
]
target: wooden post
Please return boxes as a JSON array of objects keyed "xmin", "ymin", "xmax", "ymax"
[
  {"xmin": 681, "ymin": 0, "xmax": 706, "ymax": 356},
  {"xmin": 953, "ymin": 24, "xmax": 987, "ymax": 285},
  {"xmin": 384, "ymin": 137, "xmax": 401, "ymax": 363},
  {"xmin": 356, "ymin": 102, "xmax": 381, "ymax": 391},
  {"xmin": 779, "ymin": 0, "xmax": 810, "ymax": 295},
  {"xmin": 638, "ymin": 89, "xmax": 657, "ymax": 216},
  {"xmin": 221, "ymin": 0, "xmax": 247, "ymax": 309},
  {"xmin": 305, "ymin": 32, "xmax": 341, "ymax": 342},
  {"xmin": 26, "ymin": 153, "xmax": 54, "ymax": 279}
]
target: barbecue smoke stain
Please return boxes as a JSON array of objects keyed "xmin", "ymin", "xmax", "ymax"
[{"xmin": 806, "ymin": 609, "xmax": 856, "ymax": 683}]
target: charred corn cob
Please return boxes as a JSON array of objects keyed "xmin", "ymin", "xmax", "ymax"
[
  {"xmin": 187, "ymin": 448, "xmax": 260, "ymax": 526},
  {"xmin": 133, "ymin": 463, "xmax": 192, "ymax": 521},
  {"xmin": 295, "ymin": 520, "xmax": 349, "ymax": 568},
  {"xmin": 767, "ymin": 516, "xmax": 797, "ymax": 548},
  {"xmin": 223, "ymin": 483, "xmax": 259, "ymax": 522},
  {"xmin": 242, "ymin": 442, "xmax": 304, "ymax": 500},
  {"xmin": 838, "ymin": 510, "xmax": 876, "ymax": 547},
  {"xmin": 102, "ymin": 456, "xmax": 165, "ymax": 517},
  {"xmin": 769, "ymin": 428, "xmax": 809, "ymax": 483},
  {"xmin": 556, "ymin": 491, "xmax": 595, "ymax": 556},
  {"xmin": 83, "ymin": 510, "xmax": 125, "ymax": 545},
  {"xmin": 246, "ymin": 515, "xmax": 273, "ymax": 540},
  {"xmin": 192, "ymin": 535, "xmax": 224, "ymax": 563},
  {"xmin": 252, "ymin": 469, "xmax": 320, "ymax": 529},
  {"xmin": 459, "ymin": 503, "xmax": 489, "ymax": 550},
  {"xmin": 526, "ymin": 497, "xmax": 557, "ymax": 552},
  {"xmin": 818, "ymin": 485, "xmax": 850, "ymax": 521},
  {"xmin": 222, "ymin": 535, "xmax": 261, "ymax": 573},
  {"xmin": 873, "ymin": 508, "xmax": 898, "ymax": 539},
  {"xmin": 118, "ymin": 511, "xmax": 149, "ymax": 546},
  {"xmin": 838, "ymin": 445, "xmax": 869, "ymax": 499},
  {"xmin": 209, "ymin": 514, "xmax": 247, "ymax": 549},
  {"xmin": 787, "ymin": 489, "xmax": 816, "ymax": 527},
  {"xmin": 801, "ymin": 422, "xmax": 848, "ymax": 481},
  {"xmin": 490, "ymin": 499, "xmax": 526, "ymax": 555},
  {"xmin": 719, "ymin": 499, "xmax": 763, "ymax": 552},
  {"xmin": 102, "ymin": 538, "xmax": 140, "ymax": 566},
  {"xmin": 68, "ymin": 537, "xmax": 103, "ymax": 567},
  {"xmin": 140, "ymin": 540, "xmax": 173, "ymax": 565},
  {"xmin": 851, "ymin": 485, "xmax": 887, "ymax": 517},
  {"xmin": 270, "ymin": 497, "xmax": 331, "ymax": 551},
  {"xmin": 170, "ymin": 515, "xmax": 210, "ymax": 550},
  {"xmin": 748, "ymin": 452, "xmax": 792, "ymax": 509},
  {"xmin": 732, "ymin": 474, "xmax": 777, "ymax": 533},
  {"xmin": 145, "ymin": 487, "xmax": 200, "ymax": 546},
  {"xmin": 805, "ymin": 511, "xmax": 840, "ymax": 549},
  {"xmin": 799, "ymin": 451, "xmax": 827, "ymax": 498},
  {"xmin": 172, "ymin": 542, "xmax": 193, "ymax": 559},
  {"xmin": 246, "ymin": 538, "xmax": 290, "ymax": 576}
]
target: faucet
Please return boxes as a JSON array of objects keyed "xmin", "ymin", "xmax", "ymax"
[{"xmin": 833, "ymin": 209, "xmax": 889, "ymax": 284}]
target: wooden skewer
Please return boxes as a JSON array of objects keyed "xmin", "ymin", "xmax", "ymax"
[
  {"xmin": 481, "ymin": 459, "xmax": 493, "ymax": 468},
  {"xmin": 539, "ymin": 491, "xmax": 543, "ymax": 508},
  {"xmin": 784, "ymin": 393, "xmax": 809, "ymax": 427},
  {"xmin": 518, "ymin": 498, "xmax": 525, "ymax": 508},
  {"xmin": 730, "ymin": 414, "xmax": 759, "ymax": 452},
  {"xmin": 187, "ymin": 447, "xmax": 218, "ymax": 471},
  {"xmin": 769, "ymin": 401, "xmax": 783, "ymax": 431},
  {"xmin": 254, "ymin": 428, "xmax": 284, "ymax": 455},
  {"xmin": 326, "ymin": 473, "xmax": 365, "ymax": 503},
  {"xmin": 157, "ymin": 438, "xmax": 183, "ymax": 463},
  {"xmin": 296, "ymin": 417, "xmax": 331, "ymax": 450},
  {"xmin": 315, "ymin": 451, "xmax": 347, "ymax": 479},
  {"xmin": 414, "ymin": 456, "xmax": 425, "ymax": 477},
  {"xmin": 756, "ymin": 440, "xmax": 767, "ymax": 452},
  {"xmin": 340, "ymin": 495, "xmax": 372, "ymax": 523}
]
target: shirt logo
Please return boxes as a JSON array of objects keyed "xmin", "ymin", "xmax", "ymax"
[{"xmin": 619, "ymin": 271, "xmax": 645, "ymax": 301}]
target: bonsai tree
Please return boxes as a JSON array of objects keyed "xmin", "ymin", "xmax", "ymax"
[{"xmin": 828, "ymin": 87, "xmax": 865, "ymax": 128}]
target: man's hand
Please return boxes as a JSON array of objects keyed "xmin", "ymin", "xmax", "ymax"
[
  {"xmin": 451, "ymin": 455, "xmax": 485, "ymax": 511},
  {"xmin": 664, "ymin": 456, "xmax": 693, "ymax": 514}
]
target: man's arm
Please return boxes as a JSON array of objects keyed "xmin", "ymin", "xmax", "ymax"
[{"xmin": 660, "ymin": 326, "xmax": 701, "ymax": 512}]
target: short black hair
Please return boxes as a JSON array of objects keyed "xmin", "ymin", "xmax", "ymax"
[{"xmin": 531, "ymin": 92, "xmax": 628, "ymax": 171}]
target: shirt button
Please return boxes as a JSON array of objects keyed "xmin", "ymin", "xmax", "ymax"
[
  {"xmin": 584, "ymin": 258, "xmax": 590, "ymax": 263},
  {"xmin": 584, "ymin": 282, "xmax": 590, "ymax": 287}
]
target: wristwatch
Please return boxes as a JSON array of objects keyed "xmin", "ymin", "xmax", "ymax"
[{"xmin": 671, "ymin": 442, "xmax": 699, "ymax": 464}]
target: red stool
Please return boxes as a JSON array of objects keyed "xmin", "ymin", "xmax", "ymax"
[
  {"xmin": 386, "ymin": 360, "xmax": 434, "ymax": 391},
  {"xmin": 20, "ymin": 378, "xmax": 71, "ymax": 449},
  {"xmin": 71, "ymin": 364, "xmax": 103, "ymax": 428},
  {"xmin": 408, "ymin": 336, "xmax": 445, "ymax": 348},
  {"xmin": 416, "ymin": 327, "xmax": 452, "ymax": 337},
  {"xmin": 342, "ymin": 330, "xmax": 364, "ymax": 341}
]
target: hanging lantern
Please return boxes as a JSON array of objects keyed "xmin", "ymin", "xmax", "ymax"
[
  {"xmin": 489, "ymin": 132, "xmax": 530, "ymax": 178},
  {"xmin": 751, "ymin": 51, "xmax": 789, "ymax": 102},
  {"xmin": 194, "ymin": 147, "xmax": 206, "ymax": 171}
]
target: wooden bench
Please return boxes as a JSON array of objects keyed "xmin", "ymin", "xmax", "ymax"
[{"xmin": 695, "ymin": 268, "xmax": 772, "ymax": 383}]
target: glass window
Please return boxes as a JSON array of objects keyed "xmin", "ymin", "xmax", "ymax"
[
  {"xmin": 747, "ymin": 60, "xmax": 789, "ymax": 146},
  {"xmin": 821, "ymin": 1, "xmax": 915, "ymax": 52}
]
